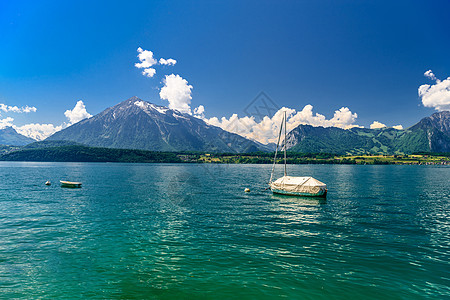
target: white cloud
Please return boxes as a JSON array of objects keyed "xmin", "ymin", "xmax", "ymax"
[
  {"xmin": 0, "ymin": 101, "xmax": 93, "ymax": 141},
  {"xmin": 142, "ymin": 68, "xmax": 156, "ymax": 78},
  {"xmin": 370, "ymin": 121, "xmax": 387, "ymax": 129},
  {"xmin": 204, "ymin": 105, "xmax": 360, "ymax": 144},
  {"xmin": 159, "ymin": 58, "xmax": 177, "ymax": 66},
  {"xmin": 135, "ymin": 47, "xmax": 157, "ymax": 69},
  {"xmin": 329, "ymin": 107, "xmax": 359, "ymax": 128},
  {"xmin": 0, "ymin": 117, "xmax": 15, "ymax": 129},
  {"xmin": 193, "ymin": 105, "xmax": 205, "ymax": 118},
  {"xmin": 22, "ymin": 106, "xmax": 37, "ymax": 113},
  {"xmin": 207, "ymin": 113, "xmax": 257, "ymax": 139},
  {"xmin": 135, "ymin": 47, "xmax": 158, "ymax": 78},
  {"xmin": 64, "ymin": 100, "xmax": 92, "ymax": 125},
  {"xmin": 418, "ymin": 70, "xmax": 450, "ymax": 111},
  {"xmin": 135, "ymin": 48, "xmax": 177, "ymax": 78},
  {"xmin": 15, "ymin": 123, "xmax": 63, "ymax": 141},
  {"xmin": 0, "ymin": 104, "xmax": 37, "ymax": 114},
  {"xmin": 424, "ymin": 70, "xmax": 437, "ymax": 81},
  {"xmin": 159, "ymin": 74, "xmax": 193, "ymax": 114},
  {"xmin": 0, "ymin": 117, "xmax": 61, "ymax": 141},
  {"xmin": 392, "ymin": 125, "xmax": 403, "ymax": 130}
]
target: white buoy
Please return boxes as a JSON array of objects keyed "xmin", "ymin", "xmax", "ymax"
[
  {"xmin": 45, "ymin": 181, "xmax": 51, "ymax": 186},
  {"xmin": 244, "ymin": 188, "xmax": 250, "ymax": 193}
]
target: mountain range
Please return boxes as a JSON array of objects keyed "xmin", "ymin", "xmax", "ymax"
[
  {"xmin": 0, "ymin": 96, "xmax": 449, "ymax": 154},
  {"xmin": 286, "ymin": 111, "xmax": 450, "ymax": 154}
]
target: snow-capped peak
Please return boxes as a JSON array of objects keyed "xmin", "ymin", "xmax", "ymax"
[{"xmin": 134, "ymin": 100, "xmax": 169, "ymax": 115}]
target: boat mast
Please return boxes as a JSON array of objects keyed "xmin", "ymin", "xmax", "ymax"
[
  {"xmin": 269, "ymin": 113, "xmax": 284, "ymax": 183},
  {"xmin": 284, "ymin": 110, "xmax": 287, "ymax": 176}
]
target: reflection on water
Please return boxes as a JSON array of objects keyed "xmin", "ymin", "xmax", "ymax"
[
  {"xmin": 271, "ymin": 193, "xmax": 327, "ymax": 204},
  {"xmin": 0, "ymin": 162, "xmax": 448, "ymax": 299}
]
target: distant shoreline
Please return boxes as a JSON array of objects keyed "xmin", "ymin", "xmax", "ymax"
[
  {"xmin": 1, "ymin": 161, "xmax": 449, "ymax": 166},
  {"xmin": 0, "ymin": 144, "xmax": 449, "ymax": 165}
]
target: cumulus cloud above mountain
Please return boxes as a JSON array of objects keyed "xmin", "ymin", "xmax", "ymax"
[
  {"xmin": 205, "ymin": 105, "xmax": 360, "ymax": 144},
  {"xmin": 419, "ymin": 69, "xmax": 450, "ymax": 111},
  {"xmin": 64, "ymin": 100, "xmax": 92, "ymax": 125},
  {"xmin": 193, "ymin": 105, "xmax": 205, "ymax": 118},
  {"xmin": 370, "ymin": 121, "xmax": 386, "ymax": 129},
  {"xmin": 15, "ymin": 123, "xmax": 63, "ymax": 141},
  {"xmin": 0, "ymin": 117, "xmax": 14, "ymax": 129},
  {"xmin": 367, "ymin": 121, "xmax": 404, "ymax": 130},
  {"xmin": 159, "ymin": 74, "xmax": 193, "ymax": 114}
]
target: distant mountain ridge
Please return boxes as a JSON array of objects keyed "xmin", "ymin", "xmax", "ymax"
[
  {"xmin": 0, "ymin": 127, "xmax": 36, "ymax": 146},
  {"xmin": 41, "ymin": 96, "xmax": 450, "ymax": 154},
  {"xmin": 46, "ymin": 97, "xmax": 267, "ymax": 152},
  {"xmin": 287, "ymin": 111, "xmax": 450, "ymax": 154}
]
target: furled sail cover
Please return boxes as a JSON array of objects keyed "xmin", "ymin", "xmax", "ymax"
[{"xmin": 270, "ymin": 176, "xmax": 327, "ymax": 194}]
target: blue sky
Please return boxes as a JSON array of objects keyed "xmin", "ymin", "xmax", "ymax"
[{"xmin": 1, "ymin": 0, "xmax": 450, "ymax": 140}]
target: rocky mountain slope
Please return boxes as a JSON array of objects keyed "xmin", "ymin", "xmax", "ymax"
[
  {"xmin": 47, "ymin": 97, "xmax": 266, "ymax": 152},
  {"xmin": 0, "ymin": 127, "xmax": 36, "ymax": 146}
]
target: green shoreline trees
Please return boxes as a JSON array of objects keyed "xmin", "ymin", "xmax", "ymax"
[{"xmin": 1, "ymin": 144, "xmax": 448, "ymax": 165}]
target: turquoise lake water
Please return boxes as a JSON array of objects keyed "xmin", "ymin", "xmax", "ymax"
[{"xmin": 0, "ymin": 162, "xmax": 449, "ymax": 299}]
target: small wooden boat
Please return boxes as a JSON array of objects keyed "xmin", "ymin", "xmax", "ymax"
[
  {"xmin": 60, "ymin": 180, "xmax": 82, "ymax": 188},
  {"xmin": 268, "ymin": 111, "xmax": 327, "ymax": 198}
]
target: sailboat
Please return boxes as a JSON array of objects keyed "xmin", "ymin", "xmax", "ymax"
[{"xmin": 268, "ymin": 111, "xmax": 327, "ymax": 197}]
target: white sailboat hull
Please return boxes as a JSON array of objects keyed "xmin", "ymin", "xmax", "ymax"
[
  {"xmin": 270, "ymin": 186, "xmax": 327, "ymax": 197},
  {"xmin": 269, "ymin": 176, "xmax": 327, "ymax": 198}
]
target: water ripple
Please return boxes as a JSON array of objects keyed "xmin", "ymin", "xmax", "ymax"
[{"xmin": 0, "ymin": 163, "xmax": 448, "ymax": 299}]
